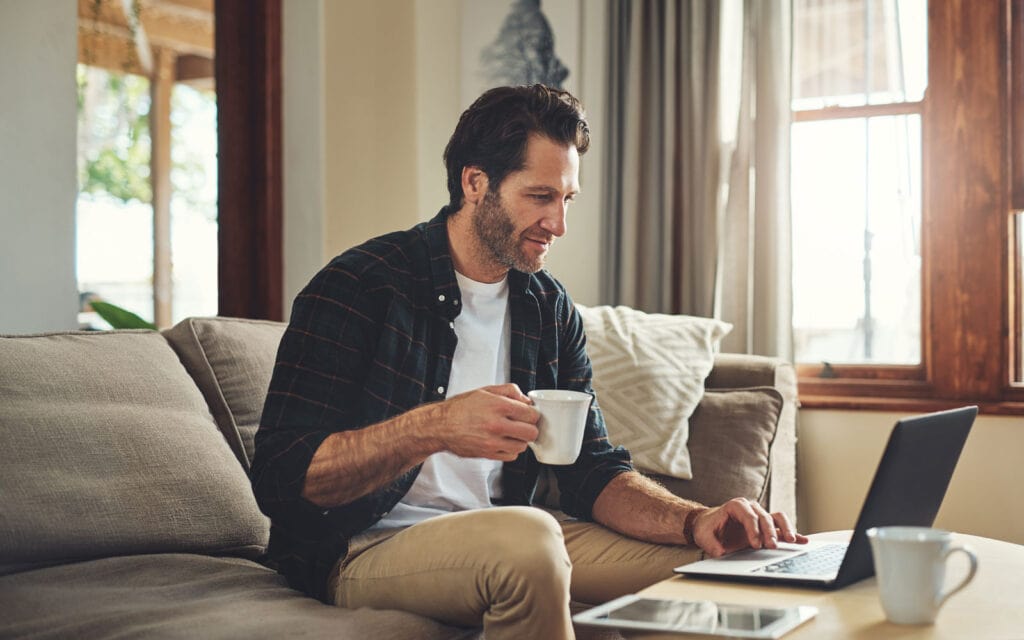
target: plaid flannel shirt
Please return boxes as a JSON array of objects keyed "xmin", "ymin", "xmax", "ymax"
[{"xmin": 251, "ymin": 208, "xmax": 633, "ymax": 601}]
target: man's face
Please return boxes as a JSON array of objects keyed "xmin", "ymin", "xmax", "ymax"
[{"xmin": 472, "ymin": 134, "xmax": 580, "ymax": 275}]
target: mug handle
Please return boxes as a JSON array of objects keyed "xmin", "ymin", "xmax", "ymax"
[{"xmin": 935, "ymin": 544, "xmax": 978, "ymax": 610}]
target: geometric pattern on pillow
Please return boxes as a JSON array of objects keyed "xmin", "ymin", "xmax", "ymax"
[{"xmin": 576, "ymin": 305, "xmax": 732, "ymax": 479}]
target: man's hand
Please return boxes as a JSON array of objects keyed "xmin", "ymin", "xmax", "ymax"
[
  {"xmin": 301, "ymin": 383, "xmax": 538, "ymax": 507},
  {"xmin": 436, "ymin": 384, "xmax": 539, "ymax": 461},
  {"xmin": 692, "ymin": 497, "xmax": 809, "ymax": 557}
]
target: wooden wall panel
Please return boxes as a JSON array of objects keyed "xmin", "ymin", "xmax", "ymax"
[
  {"xmin": 215, "ymin": 0, "xmax": 283, "ymax": 321},
  {"xmin": 925, "ymin": 0, "xmax": 1008, "ymax": 400},
  {"xmin": 1012, "ymin": 0, "xmax": 1024, "ymax": 211}
]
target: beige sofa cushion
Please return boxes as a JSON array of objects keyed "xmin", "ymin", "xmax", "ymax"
[
  {"xmin": 652, "ymin": 387, "xmax": 783, "ymax": 508},
  {"xmin": 576, "ymin": 304, "xmax": 731, "ymax": 479},
  {"xmin": 163, "ymin": 317, "xmax": 286, "ymax": 470},
  {"xmin": 0, "ymin": 554, "xmax": 472, "ymax": 640},
  {"xmin": 0, "ymin": 331, "xmax": 270, "ymax": 576}
]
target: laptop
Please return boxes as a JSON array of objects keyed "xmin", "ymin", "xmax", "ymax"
[{"xmin": 674, "ymin": 406, "xmax": 977, "ymax": 590}]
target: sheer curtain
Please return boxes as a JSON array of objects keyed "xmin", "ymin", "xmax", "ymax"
[{"xmin": 601, "ymin": 0, "xmax": 793, "ymax": 358}]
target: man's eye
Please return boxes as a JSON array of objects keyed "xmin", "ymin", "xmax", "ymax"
[{"xmin": 531, "ymin": 194, "xmax": 551, "ymax": 202}]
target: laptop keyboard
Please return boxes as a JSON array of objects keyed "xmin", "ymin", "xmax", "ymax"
[{"xmin": 754, "ymin": 543, "xmax": 847, "ymax": 575}]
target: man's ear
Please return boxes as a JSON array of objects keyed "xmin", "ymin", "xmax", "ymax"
[{"xmin": 461, "ymin": 166, "xmax": 489, "ymax": 206}]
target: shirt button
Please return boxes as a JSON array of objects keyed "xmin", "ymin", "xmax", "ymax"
[
  {"xmin": 448, "ymin": 321, "xmax": 455, "ymax": 329},
  {"xmin": 437, "ymin": 386, "xmax": 445, "ymax": 395},
  {"xmin": 453, "ymin": 299, "xmax": 459, "ymax": 306},
  {"xmin": 321, "ymin": 510, "xmax": 329, "ymax": 516},
  {"xmin": 438, "ymin": 294, "xmax": 446, "ymax": 302}
]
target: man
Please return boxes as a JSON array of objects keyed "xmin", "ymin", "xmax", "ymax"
[{"xmin": 252, "ymin": 85, "xmax": 805, "ymax": 639}]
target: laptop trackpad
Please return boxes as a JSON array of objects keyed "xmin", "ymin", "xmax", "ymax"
[
  {"xmin": 722, "ymin": 547, "xmax": 801, "ymax": 563},
  {"xmin": 675, "ymin": 541, "xmax": 826, "ymax": 575}
]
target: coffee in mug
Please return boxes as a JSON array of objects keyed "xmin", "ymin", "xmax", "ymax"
[
  {"xmin": 866, "ymin": 526, "xmax": 978, "ymax": 625},
  {"xmin": 526, "ymin": 389, "xmax": 592, "ymax": 465}
]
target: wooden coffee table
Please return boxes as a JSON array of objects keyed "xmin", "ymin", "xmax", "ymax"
[{"xmin": 631, "ymin": 531, "xmax": 1024, "ymax": 639}]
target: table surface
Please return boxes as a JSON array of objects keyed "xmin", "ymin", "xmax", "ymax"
[{"xmin": 630, "ymin": 531, "xmax": 1024, "ymax": 639}]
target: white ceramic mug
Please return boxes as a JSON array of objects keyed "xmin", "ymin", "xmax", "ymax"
[
  {"xmin": 526, "ymin": 389, "xmax": 592, "ymax": 465},
  {"xmin": 866, "ymin": 526, "xmax": 978, "ymax": 625}
]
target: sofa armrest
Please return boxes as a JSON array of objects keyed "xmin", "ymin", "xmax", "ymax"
[
  {"xmin": 706, "ymin": 353, "xmax": 795, "ymax": 392},
  {"xmin": 703, "ymin": 353, "xmax": 798, "ymax": 524}
]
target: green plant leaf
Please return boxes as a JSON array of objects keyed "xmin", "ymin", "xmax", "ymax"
[{"xmin": 90, "ymin": 301, "xmax": 157, "ymax": 330}]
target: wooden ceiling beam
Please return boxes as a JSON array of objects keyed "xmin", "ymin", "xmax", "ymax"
[
  {"xmin": 78, "ymin": 0, "xmax": 213, "ymax": 61},
  {"xmin": 175, "ymin": 54, "xmax": 214, "ymax": 82},
  {"xmin": 140, "ymin": 8, "xmax": 213, "ymax": 57},
  {"xmin": 144, "ymin": 0, "xmax": 212, "ymax": 18},
  {"xmin": 78, "ymin": 27, "xmax": 148, "ymax": 76}
]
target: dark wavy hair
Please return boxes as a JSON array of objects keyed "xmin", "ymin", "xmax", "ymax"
[{"xmin": 443, "ymin": 84, "xmax": 590, "ymax": 212}]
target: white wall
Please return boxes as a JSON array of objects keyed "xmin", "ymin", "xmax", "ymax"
[
  {"xmin": 798, "ymin": 409, "xmax": 1024, "ymax": 545},
  {"xmin": 414, "ymin": 0, "xmax": 460, "ymax": 222},
  {"xmin": 282, "ymin": 0, "xmax": 327, "ymax": 317},
  {"xmin": 546, "ymin": 0, "xmax": 604, "ymax": 306},
  {"xmin": 0, "ymin": 1, "xmax": 79, "ymax": 334},
  {"xmin": 294, "ymin": 0, "xmax": 604, "ymax": 306},
  {"xmin": 322, "ymin": 0, "xmax": 420, "ymax": 259},
  {"xmin": 280, "ymin": 1, "xmax": 323, "ymax": 315}
]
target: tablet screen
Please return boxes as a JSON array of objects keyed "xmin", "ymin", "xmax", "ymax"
[
  {"xmin": 575, "ymin": 596, "xmax": 817, "ymax": 638},
  {"xmin": 598, "ymin": 598, "xmax": 786, "ymax": 631}
]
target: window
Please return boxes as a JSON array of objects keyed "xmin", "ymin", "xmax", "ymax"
[
  {"xmin": 76, "ymin": 1, "xmax": 217, "ymax": 330},
  {"xmin": 76, "ymin": 65, "xmax": 217, "ymax": 329},
  {"xmin": 792, "ymin": 0, "xmax": 925, "ymax": 366},
  {"xmin": 791, "ymin": 0, "xmax": 1024, "ymax": 411}
]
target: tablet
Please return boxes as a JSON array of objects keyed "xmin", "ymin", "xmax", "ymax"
[{"xmin": 572, "ymin": 595, "xmax": 817, "ymax": 638}]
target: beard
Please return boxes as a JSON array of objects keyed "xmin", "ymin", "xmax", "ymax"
[{"xmin": 472, "ymin": 189, "xmax": 548, "ymax": 274}]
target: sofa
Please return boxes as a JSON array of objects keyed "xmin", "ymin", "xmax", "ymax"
[{"xmin": 0, "ymin": 314, "xmax": 797, "ymax": 639}]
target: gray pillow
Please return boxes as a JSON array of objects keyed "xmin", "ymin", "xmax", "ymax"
[
  {"xmin": 652, "ymin": 387, "xmax": 783, "ymax": 509},
  {"xmin": 163, "ymin": 317, "xmax": 286, "ymax": 470},
  {"xmin": 0, "ymin": 330, "xmax": 270, "ymax": 576}
]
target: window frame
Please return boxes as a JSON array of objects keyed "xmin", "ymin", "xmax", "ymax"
[{"xmin": 794, "ymin": 0, "xmax": 1024, "ymax": 414}]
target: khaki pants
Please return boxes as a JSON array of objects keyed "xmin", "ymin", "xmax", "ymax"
[{"xmin": 328, "ymin": 506, "xmax": 702, "ymax": 640}]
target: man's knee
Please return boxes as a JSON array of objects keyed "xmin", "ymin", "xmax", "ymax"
[
  {"xmin": 492, "ymin": 507, "xmax": 569, "ymax": 563},
  {"xmin": 474, "ymin": 507, "xmax": 571, "ymax": 592}
]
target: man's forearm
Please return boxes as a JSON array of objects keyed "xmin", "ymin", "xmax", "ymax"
[
  {"xmin": 591, "ymin": 471, "xmax": 707, "ymax": 545},
  {"xmin": 300, "ymin": 403, "xmax": 444, "ymax": 508}
]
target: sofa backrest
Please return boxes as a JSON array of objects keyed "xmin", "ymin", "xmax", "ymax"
[
  {"xmin": 156, "ymin": 315, "xmax": 791, "ymax": 522},
  {"xmin": 163, "ymin": 317, "xmax": 286, "ymax": 470},
  {"xmin": 0, "ymin": 330, "xmax": 270, "ymax": 577}
]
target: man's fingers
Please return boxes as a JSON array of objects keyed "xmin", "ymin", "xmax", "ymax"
[
  {"xmin": 485, "ymin": 383, "xmax": 529, "ymax": 403},
  {"xmin": 501, "ymin": 398, "xmax": 540, "ymax": 425},
  {"xmin": 772, "ymin": 512, "xmax": 798, "ymax": 543},
  {"xmin": 704, "ymin": 540, "xmax": 727, "ymax": 558},
  {"xmin": 490, "ymin": 447, "xmax": 522, "ymax": 462},
  {"xmin": 496, "ymin": 419, "xmax": 539, "ymax": 443},
  {"xmin": 769, "ymin": 511, "xmax": 809, "ymax": 544},
  {"xmin": 757, "ymin": 507, "xmax": 777, "ymax": 549},
  {"xmin": 480, "ymin": 387, "xmax": 541, "ymax": 426},
  {"xmin": 725, "ymin": 498, "xmax": 769, "ymax": 550},
  {"xmin": 695, "ymin": 499, "xmax": 808, "ymax": 558}
]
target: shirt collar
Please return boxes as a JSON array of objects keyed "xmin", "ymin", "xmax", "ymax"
[{"xmin": 423, "ymin": 208, "xmax": 462, "ymax": 315}]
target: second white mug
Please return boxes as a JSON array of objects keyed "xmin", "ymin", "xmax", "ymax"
[{"xmin": 867, "ymin": 526, "xmax": 978, "ymax": 625}]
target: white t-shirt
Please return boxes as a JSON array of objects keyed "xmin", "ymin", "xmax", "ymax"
[{"xmin": 372, "ymin": 271, "xmax": 511, "ymax": 529}]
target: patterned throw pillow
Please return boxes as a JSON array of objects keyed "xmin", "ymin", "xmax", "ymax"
[{"xmin": 576, "ymin": 304, "xmax": 732, "ymax": 479}]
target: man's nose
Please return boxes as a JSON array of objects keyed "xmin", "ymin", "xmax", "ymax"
[{"xmin": 540, "ymin": 202, "xmax": 568, "ymax": 237}]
